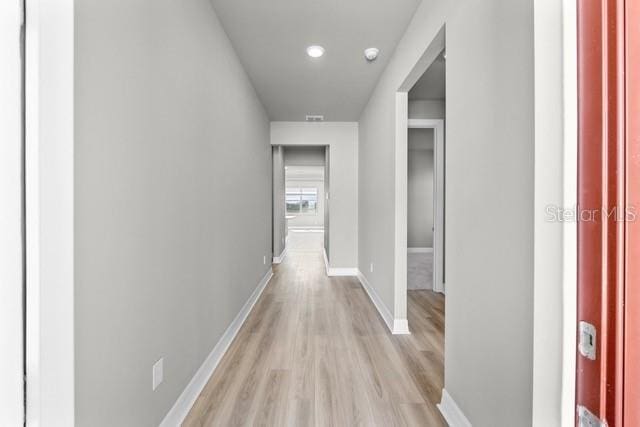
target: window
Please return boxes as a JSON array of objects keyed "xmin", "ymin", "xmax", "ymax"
[{"xmin": 286, "ymin": 187, "xmax": 318, "ymax": 215}]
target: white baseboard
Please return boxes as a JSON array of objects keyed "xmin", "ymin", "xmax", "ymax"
[
  {"xmin": 356, "ymin": 270, "xmax": 410, "ymax": 335},
  {"xmin": 328, "ymin": 267, "xmax": 359, "ymax": 276},
  {"xmin": 160, "ymin": 268, "xmax": 274, "ymax": 426},
  {"xmin": 323, "ymin": 248, "xmax": 330, "ymax": 274},
  {"xmin": 322, "ymin": 248, "xmax": 357, "ymax": 276},
  {"xmin": 408, "ymin": 247, "xmax": 433, "ymax": 253},
  {"xmin": 272, "ymin": 246, "xmax": 288, "ymax": 264},
  {"xmin": 438, "ymin": 389, "xmax": 472, "ymax": 427},
  {"xmin": 393, "ymin": 318, "xmax": 410, "ymax": 334}
]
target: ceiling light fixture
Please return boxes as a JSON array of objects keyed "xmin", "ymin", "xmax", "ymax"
[
  {"xmin": 364, "ymin": 47, "xmax": 379, "ymax": 62},
  {"xmin": 306, "ymin": 45, "xmax": 325, "ymax": 58}
]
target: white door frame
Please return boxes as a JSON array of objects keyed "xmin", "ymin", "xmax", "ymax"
[
  {"xmin": 1, "ymin": 2, "xmax": 25, "ymax": 424},
  {"xmin": 25, "ymin": 1, "xmax": 75, "ymax": 424},
  {"xmin": 408, "ymin": 119, "xmax": 445, "ymax": 294}
]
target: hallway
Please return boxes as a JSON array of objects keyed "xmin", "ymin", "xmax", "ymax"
[
  {"xmin": 183, "ymin": 234, "xmax": 445, "ymax": 426},
  {"xmin": 13, "ymin": 0, "xmax": 559, "ymax": 424}
]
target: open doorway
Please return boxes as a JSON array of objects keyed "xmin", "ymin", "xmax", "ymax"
[
  {"xmin": 407, "ymin": 117, "xmax": 445, "ymax": 294},
  {"xmin": 406, "ymin": 48, "xmax": 446, "ymax": 301},
  {"xmin": 272, "ymin": 145, "xmax": 328, "ymax": 263},
  {"xmin": 391, "ymin": 23, "xmax": 447, "ymax": 413},
  {"xmin": 404, "ymin": 49, "xmax": 446, "ymax": 387}
]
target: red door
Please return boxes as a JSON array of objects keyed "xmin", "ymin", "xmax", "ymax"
[
  {"xmin": 624, "ymin": 0, "xmax": 640, "ymax": 421},
  {"xmin": 577, "ymin": 0, "xmax": 638, "ymax": 425}
]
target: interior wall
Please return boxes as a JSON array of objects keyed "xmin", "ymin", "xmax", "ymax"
[
  {"xmin": 324, "ymin": 147, "xmax": 331, "ymax": 258},
  {"xmin": 358, "ymin": 0, "xmax": 534, "ymax": 424},
  {"xmin": 271, "ymin": 122, "xmax": 358, "ymax": 268},
  {"xmin": 408, "ymin": 143, "xmax": 434, "ymax": 247},
  {"xmin": 409, "ymin": 99, "xmax": 445, "ymax": 119},
  {"xmin": 74, "ymin": 0, "xmax": 271, "ymax": 425},
  {"xmin": 273, "ymin": 146, "xmax": 286, "ymax": 257},
  {"xmin": 283, "ymin": 146, "xmax": 326, "ymax": 167}
]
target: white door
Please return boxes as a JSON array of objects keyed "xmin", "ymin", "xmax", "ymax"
[{"xmin": 0, "ymin": 1, "xmax": 25, "ymax": 424}]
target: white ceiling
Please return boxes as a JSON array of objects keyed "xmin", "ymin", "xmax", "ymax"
[
  {"xmin": 210, "ymin": 0, "xmax": 422, "ymax": 121},
  {"xmin": 409, "ymin": 55, "xmax": 446, "ymax": 100}
]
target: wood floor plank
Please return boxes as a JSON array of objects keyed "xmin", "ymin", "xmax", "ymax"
[{"xmin": 183, "ymin": 232, "xmax": 444, "ymax": 426}]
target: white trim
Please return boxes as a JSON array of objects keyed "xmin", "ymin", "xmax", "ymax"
[
  {"xmin": 272, "ymin": 245, "xmax": 288, "ymax": 264},
  {"xmin": 160, "ymin": 268, "xmax": 274, "ymax": 426},
  {"xmin": 323, "ymin": 248, "xmax": 357, "ymax": 276},
  {"xmin": 393, "ymin": 92, "xmax": 409, "ymax": 323},
  {"xmin": 327, "ymin": 267, "xmax": 359, "ymax": 277},
  {"xmin": 437, "ymin": 390, "xmax": 472, "ymax": 427},
  {"xmin": 357, "ymin": 270, "xmax": 410, "ymax": 335},
  {"xmin": 0, "ymin": 2, "xmax": 25, "ymax": 424},
  {"xmin": 323, "ymin": 247, "xmax": 330, "ymax": 273},
  {"xmin": 407, "ymin": 118, "xmax": 442, "ymax": 128},
  {"xmin": 407, "ymin": 247, "xmax": 433, "ymax": 253},
  {"xmin": 26, "ymin": 1, "xmax": 75, "ymax": 424},
  {"xmin": 561, "ymin": 1, "xmax": 577, "ymax": 425},
  {"xmin": 393, "ymin": 319, "xmax": 410, "ymax": 335}
]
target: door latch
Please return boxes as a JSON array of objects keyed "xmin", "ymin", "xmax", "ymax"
[
  {"xmin": 577, "ymin": 405, "xmax": 607, "ymax": 427},
  {"xmin": 579, "ymin": 321, "xmax": 596, "ymax": 360}
]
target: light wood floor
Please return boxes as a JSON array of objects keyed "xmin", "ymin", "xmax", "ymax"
[{"xmin": 184, "ymin": 235, "xmax": 445, "ymax": 426}]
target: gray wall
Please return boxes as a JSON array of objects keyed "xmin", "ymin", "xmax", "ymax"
[
  {"xmin": 74, "ymin": 0, "xmax": 271, "ymax": 425},
  {"xmin": 273, "ymin": 146, "xmax": 286, "ymax": 257},
  {"xmin": 408, "ymin": 99, "xmax": 445, "ymax": 119},
  {"xmin": 408, "ymin": 144, "xmax": 434, "ymax": 248},
  {"xmin": 358, "ymin": 0, "xmax": 534, "ymax": 425},
  {"xmin": 283, "ymin": 146, "xmax": 326, "ymax": 167},
  {"xmin": 271, "ymin": 122, "xmax": 358, "ymax": 268},
  {"xmin": 324, "ymin": 147, "xmax": 331, "ymax": 258}
]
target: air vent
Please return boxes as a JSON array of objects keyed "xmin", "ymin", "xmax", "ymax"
[{"xmin": 306, "ymin": 115, "xmax": 324, "ymax": 122}]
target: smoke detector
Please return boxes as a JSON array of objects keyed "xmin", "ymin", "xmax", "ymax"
[
  {"xmin": 364, "ymin": 47, "xmax": 379, "ymax": 62},
  {"xmin": 306, "ymin": 115, "xmax": 324, "ymax": 122}
]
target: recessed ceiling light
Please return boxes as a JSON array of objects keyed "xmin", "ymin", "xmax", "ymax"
[
  {"xmin": 364, "ymin": 47, "xmax": 379, "ymax": 62},
  {"xmin": 306, "ymin": 45, "xmax": 325, "ymax": 58}
]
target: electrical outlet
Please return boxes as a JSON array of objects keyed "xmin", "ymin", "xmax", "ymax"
[
  {"xmin": 370, "ymin": 263, "xmax": 374, "ymax": 273},
  {"xmin": 263, "ymin": 255, "xmax": 266, "ymax": 265},
  {"xmin": 152, "ymin": 358, "xmax": 163, "ymax": 391}
]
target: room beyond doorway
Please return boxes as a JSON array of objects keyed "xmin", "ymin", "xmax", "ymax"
[{"xmin": 272, "ymin": 144, "xmax": 329, "ymax": 266}]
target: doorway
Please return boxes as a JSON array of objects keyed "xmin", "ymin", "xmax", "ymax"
[
  {"xmin": 407, "ymin": 119, "xmax": 445, "ymax": 294},
  {"xmin": 389, "ymin": 24, "xmax": 446, "ymax": 411},
  {"xmin": 396, "ymin": 26, "xmax": 446, "ymax": 332},
  {"xmin": 272, "ymin": 145, "xmax": 328, "ymax": 264}
]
